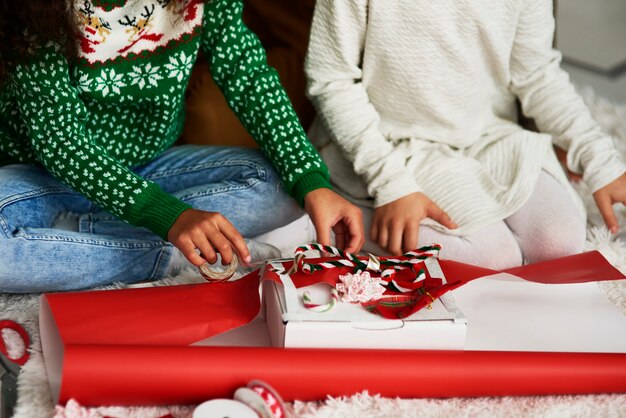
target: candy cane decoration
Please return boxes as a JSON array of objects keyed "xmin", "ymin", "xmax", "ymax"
[{"xmin": 302, "ymin": 287, "xmax": 339, "ymax": 313}]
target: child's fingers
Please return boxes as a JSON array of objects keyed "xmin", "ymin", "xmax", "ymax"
[
  {"xmin": 428, "ymin": 203, "xmax": 457, "ymax": 229},
  {"xmin": 208, "ymin": 232, "xmax": 234, "ymax": 265},
  {"xmin": 594, "ymin": 192, "xmax": 619, "ymax": 234},
  {"xmin": 193, "ymin": 233, "xmax": 217, "ymax": 265},
  {"xmin": 403, "ymin": 222, "xmax": 419, "ymax": 253},
  {"xmin": 370, "ymin": 219, "xmax": 379, "ymax": 243},
  {"xmin": 177, "ymin": 239, "xmax": 206, "ymax": 267},
  {"xmin": 344, "ymin": 215, "xmax": 365, "ymax": 253},
  {"xmin": 377, "ymin": 222, "xmax": 389, "ymax": 250},
  {"xmin": 219, "ymin": 219, "xmax": 251, "ymax": 263},
  {"xmin": 334, "ymin": 210, "xmax": 365, "ymax": 253},
  {"xmin": 388, "ymin": 221, "xmax": 404, "ymax": 255},
  {"xmin": 332, "ymin": 222, "xmax": 347, "ymax": 250},
  {"xmin": 313, "ymin": 218, "xmax": 332, "ymax": 247}
]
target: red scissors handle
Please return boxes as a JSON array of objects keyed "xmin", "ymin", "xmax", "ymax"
[{"xmin": 0, "ymin": 320, "xmax": 30, "ymax": 366}]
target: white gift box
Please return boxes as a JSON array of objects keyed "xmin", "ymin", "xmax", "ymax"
[{"xmin": 263, "ymin": 257, "xmax": 468, "ymax": 350}]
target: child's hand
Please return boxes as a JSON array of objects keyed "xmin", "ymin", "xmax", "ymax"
[
  {"xmin": 593, "ymin": 172, "xmax": 626, "ymax": 234},
  {"xmin": 371, "ymin": 192, "xmax": 457, "ymax": 255},
  {"xmin": 304, "ymin": 188, "xmax": 365, "ymax": 253},
  {"xmin": 167, "ymin": 208, "xmax": 251, "ymax": 266}
]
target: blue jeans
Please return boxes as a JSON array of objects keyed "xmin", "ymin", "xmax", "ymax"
[{"xmin": 0, "ymin": 146, "xmax": 302, "ymax": 292}]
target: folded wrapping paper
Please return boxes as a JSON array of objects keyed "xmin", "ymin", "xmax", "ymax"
[
  {"xmin": 40, "ymin": 250, "xmax": 626, "ymax": 406},
  {"xmin": 45, "ymin": 250, "xmax": 625, "ymax": 347},
  {"xmin": 44, "ymin": 270, "xmax": 263, "ymax": 346}
]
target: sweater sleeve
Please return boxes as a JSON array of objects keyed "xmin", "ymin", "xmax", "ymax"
[
  {"xmin": 304, "ymin": 0, "xmax": 422, "ymax": 208},
  {"xmin": 12, "ymin": 45, "xmax": 191, "ymax": 240},
  {"xmin": 200, "ymin": 0, "xmax": 331, "ymax": 206},
  {"xmin": 509, "ymin": 0, "xmax": 626, "ymax": 192}
]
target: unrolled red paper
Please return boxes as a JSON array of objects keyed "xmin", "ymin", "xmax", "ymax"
[{"xmin": 40, "ymin": 251, "xmax": 626, "ymax": 405}]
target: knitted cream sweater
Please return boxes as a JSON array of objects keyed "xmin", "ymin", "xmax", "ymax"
[{"xmin": 305, "ymin": 0, "xmax": 626, "ymax": 234}]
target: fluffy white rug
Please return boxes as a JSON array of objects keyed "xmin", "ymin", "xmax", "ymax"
[{"xmin": 2, "ymin": 87, "xmax": 626, "ymax": 418}]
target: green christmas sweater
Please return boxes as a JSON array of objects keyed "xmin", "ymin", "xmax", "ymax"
[{"xmin": 0, "ymin": 0, "xmax": 330, "ymax": 240}]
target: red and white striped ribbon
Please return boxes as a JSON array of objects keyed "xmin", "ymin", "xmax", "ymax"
[
  {"xmin": 194, "ymin": 380, "xmax": 288, "ymax": 418},
  {"xmin": 270, "ymin": 243, "xmax": 443, "ymax": 313}
]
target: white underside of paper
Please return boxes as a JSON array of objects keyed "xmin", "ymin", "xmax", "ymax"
[{"xmin": 453, "ymin": 273, "xmax": 626, "ymax": 353}]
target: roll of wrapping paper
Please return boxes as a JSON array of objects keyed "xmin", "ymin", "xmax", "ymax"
[{"xmin": 59, "ymin": 345, "xmax": 626, "ymax": 406}]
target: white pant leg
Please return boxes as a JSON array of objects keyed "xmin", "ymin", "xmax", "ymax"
[{"xmin": 505, "ymin": 171, "xmax": 586, "ymax": 264}]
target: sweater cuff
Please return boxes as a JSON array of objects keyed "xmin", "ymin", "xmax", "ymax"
[
  {"xmin": 583, "ymin": 153, "xmax": 626, "ymax": 193},
  {"xmin": 132, "ymin": 184, "xmax": 192, "ymax": 240},
  {"xmin": 372, "ymin": 172, "xmax": 422, "ymax": 208},
  {"xmin": 292, "ymin": 172, "xmax": 333, "ymax": 206}
]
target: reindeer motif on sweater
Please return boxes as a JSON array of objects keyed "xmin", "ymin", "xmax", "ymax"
[{"xmin": 74, "ymin": 0, "xmax": 203, "ymax": 64}]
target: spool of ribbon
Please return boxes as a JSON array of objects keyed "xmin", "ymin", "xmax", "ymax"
[
  {"xmin": 0, "ymin": 319, "xmax": 30, "ymax": 366},
  {"xmin": 192, "ymin": 399, "xmax": 257, "ymax": 418},
  {"xmin": 198, "ymin": 254, "xmax": 239, "ymax": 283},
  {"xmin": 235, "ymin": 380, "xmax": 288, "ymax": 418},
  {"xmin": 193, "ymin": 380, "xmax": 288, "ymax": 418}
]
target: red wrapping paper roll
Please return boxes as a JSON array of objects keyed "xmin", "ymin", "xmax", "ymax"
[{"xmin": 61, "ymin": 345, "xmax": 626, "ymax": 405}]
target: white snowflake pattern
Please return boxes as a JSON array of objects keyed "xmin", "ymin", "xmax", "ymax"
[
  {"xmin": 164, "ymin": 51, "xmax": 194, "ymax": 82},
  {"xmin": 94, "ymin": 68, "xmax": 126, "ymax": 97},
  {"xmin": 128, "ymin": 63, "xmax": 163, "ymax": 90},
  {"xmin": 74, "ymin": 71, "xmax": 93, "ymax": 92}
]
